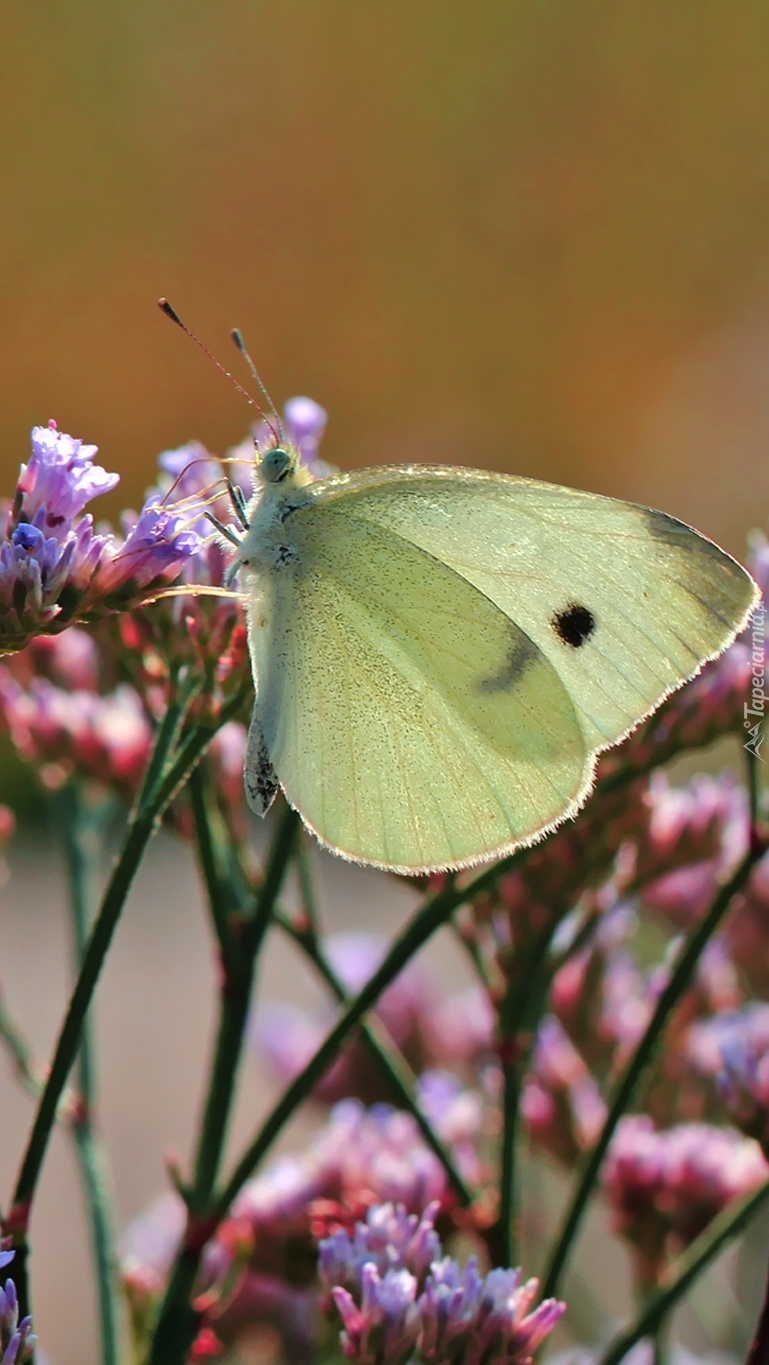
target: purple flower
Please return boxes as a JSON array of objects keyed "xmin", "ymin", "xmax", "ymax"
[
  {"xmin": 420, "ymin": 987, "xmax": 495, "ymax": 1069},
  {"xmin": 689, "ymin": 1005, "xmax": 769, "ymax": 1154},
  {"xmin": 16, "ymin": 423, "xmax": 118, "ymax": 524},
  {"xmin": 319, "ymin": 1201, "xmax": 565, "ymax": 1365},
  {"xmin": 244, "ymin": 1097, "xmax": 457, "ymax": 1246},
  {"xmin": 0, "ymin": 1261, "xmax": 36, "ymax": 1365},
  {"xmin": 190, "ymin": 1095, "xmax": 471, "ymax": 1310},
  {"xmin": 99, "ymin": 499, "xmax": 202, "ymax": 593},
  {"xmin": 1, "ymin": 422, "xmax": 202, "ymax": 653},
  {"xmin": 332, "ymin": 1264, "xmax": 420, "ymax": 1364},
  {"xmin": 283, "ymin": 397, "xmax": 329, "ymax": 472},
  {"xmin": 318, "ymin": 1203, "xmax": 442, "ymax": 1306},
  {"xmin": 522, "ymin": 1017, "xmax": 606, "ymax": 1165},
  {"xmin": 420, "ymin": 1260, "xmax": 565, "ymax": 1365}
]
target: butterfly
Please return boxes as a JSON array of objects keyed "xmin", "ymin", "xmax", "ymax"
[
  {"xmin": 233, "ymin": 441, "xmax": 757, "ymax": 874},
  {"xmin": 155, "ymin": 301, "xmax": 756, "ymax": 875}
]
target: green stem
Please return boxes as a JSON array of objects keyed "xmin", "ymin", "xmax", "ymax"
[
  {"xmin": 213, "ymin": 846, "xmax": 537, "ymax": 1217},
  {"xmin": 0, "ymin": 995, "xmax": 45, "ymax": 1103},
  {"xmin": 147, "ymin": 851, "xmax": 517, "ymax": 1365},
  {"xmin": 145, "ymin": 840, "xmax": 538, "ymax": 1365},
  {"xmin": 187, "ymin": 766, "xmax": 234, "ymax": 957},
  {"xmin": 8, "ymin": 694, "xmax": 192, "ymax": 1226},
  {"xmin": 496, "ymin": 924, "xmax": 555, "ymax": 1267},
  {"xmin": 146, "ymin": 804, "xmax": 298, "ymax": 1364},
  {"xmin": 194, "ymin": 805, "xmax": 298, "ymax": 1200},
  {"xmin": 542, "ymin": 844, "xmax": 763, "ymax": 1299},
  {"xmin": 275, "ymin": 910, "xmax": 476, "ymax": 1207},
  {"xmin": 599, "ymin": 1180, "xmax": 769, "ymax": 1365},
  {"xmin": 5, "ymin": 682, "xmax": 246, "ymax": 1327},
  {"xmin": 213, "ymin": 878, "xmax": 466, "ymax": 1221},
  {"xmin": 56, "ymin": 786, "xmax": 122, "ymax": 1365},
  {"xmin": 294, "ymin": 838, "xmax": 322, "ymax": 939}
]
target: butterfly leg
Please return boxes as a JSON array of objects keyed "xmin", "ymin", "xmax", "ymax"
[{"xmin": 244, "ymin": 703, "xmax": 279, "ymax": 816}]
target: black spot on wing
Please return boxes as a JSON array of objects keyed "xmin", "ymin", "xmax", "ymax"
[
  {"xmin": 478, "ymin": 634, "xmax": 539, "ymax": 692},
  {"xmin": 552, "ymin": 603, "xmax": 596, "ymax": 649}
]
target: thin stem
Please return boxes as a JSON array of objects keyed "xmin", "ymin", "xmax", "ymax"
[
  {"xmin": 187, "ymin": 766, "xmax": 234, "ymax": 958},
  {"xmin": 450, "ymin": 915, "xmax": 494, "ymax": 993},
  {"xmin": 4, "ymin": 682, "xmax": 247, "ymax": 1329},
  {"xmin": 213, "ymin": 874, "xmax": 467, "ymax": 1221},
  {"xmin": 496, "ymin": 924, "xmax": 555, "ymax": 1267},
  {"xmin": 542, "ymin": 842, "xmax": 764, "ymax": 1299},
  {"xmin": 746, "ymin": 1229, "xmax": 769, "ymax": 1365},
  {"xmin": 146, "ymin": 803, "xmax": 299, "ymax": 1364},
  {"xmin": 275, "ymin": 910, "xmax": 476, "ymax": 1207},
  {"xmin": 599, "ymin": 1179, "xmax": 769, "ymax": 1365},
  {"xmin": 147, "ymin": 851, "xmax": 521, "ymax": 1365},
  {"xmin": 8, "ymin": 693, "xmax": 194, "ymax": 1228},
  {"xmin": 0, "ymin": 995, "xmax": 45, "ymax": 1103},
  {"xmin": 194, "ymin": 804, "xmax": 299, "ymax": 1201},
  {"xmin": 56, "ymin": 786, "xmax": 122, "ymax": 1365},
  {"xmin": 294, "ymin": 838, "xmax": 322, "ymax": 939}
]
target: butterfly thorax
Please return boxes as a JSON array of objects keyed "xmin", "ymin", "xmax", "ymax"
[{"xmin": 236, "ymin": 442, "xmax": 315, "ymax": 578}]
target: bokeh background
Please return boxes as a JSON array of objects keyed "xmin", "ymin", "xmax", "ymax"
[
  {"xmin": 4, "ymin": 1, "xmax": 769, "ymax": 1358},
  {"xmin": 6, "ymin": 3, "xmax": 769, "ymax": 543}
]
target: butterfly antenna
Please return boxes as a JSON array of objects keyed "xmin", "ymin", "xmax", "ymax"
[
  {"xmin": 158, "ymin": 298, "xmax": 281, "ymax": 442},
  {"xmin": 231, "ymin": 328, "xmax": 283, "ymax": 441}
]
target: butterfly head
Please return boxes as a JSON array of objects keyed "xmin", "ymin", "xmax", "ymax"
[
  {"xmin": 257, "ymin": 441, "xmax": 314, "ymax": 492},
  {"xmin": 257, "ymin": 443, "xmax": 298, "ymax": 484}
]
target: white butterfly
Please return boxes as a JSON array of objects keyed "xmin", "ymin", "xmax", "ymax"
[{"xmin": 233, "ymin": 442, "xmax": 757, "ymax": 874}]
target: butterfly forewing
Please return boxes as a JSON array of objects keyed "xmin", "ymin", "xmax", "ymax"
[
  {"xmin": 247, "ymin": 507, "xmax": 591, "ymax": 872},
  {"xmin": 301, "ymin": 467, "xmax": 757, "ymax": 755}
]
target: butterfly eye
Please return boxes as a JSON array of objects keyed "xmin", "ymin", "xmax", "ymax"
[{"xmin": 259, "ymin": 447, "xmax": 294, "ymax": 484}]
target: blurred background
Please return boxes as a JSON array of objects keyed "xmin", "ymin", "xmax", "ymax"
[
  {"xmin": 5, "ymin": 3, "xmax": 769, "ymax": 545},
  {"xmin": 3, "ymin": 0, "xmax": 769, "ymax": 1358}
]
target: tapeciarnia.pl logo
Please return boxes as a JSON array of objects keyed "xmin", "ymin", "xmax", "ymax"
[{"xmin": 744, "ymin": 602, "xmax": 766, "ymax": 761}]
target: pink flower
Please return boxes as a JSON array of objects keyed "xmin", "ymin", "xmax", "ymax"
[
  {"xmin": 603, "ymin": 1116, "xmax": 768, "ymax": 1288},
  {"xmin": 0, "ymin": 673, "xmax": 151, "ymax": 796}
]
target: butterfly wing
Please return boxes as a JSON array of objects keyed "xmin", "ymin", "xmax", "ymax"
[
  {"xmin": 244, "ymin": 508, "xmax": 593, "ymax": 872},
  {"xmin": 297, "ymin": 466, "xmax": 757, "ymax": 755}
]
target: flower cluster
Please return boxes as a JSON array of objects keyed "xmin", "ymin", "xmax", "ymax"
[
  {"xmin": 120, "ymin": 1090, "xmax": 483, "ymax": 1356},
  {"xmin": 214, "ymin": 1090, "xmax": 481, "ymax": 1282},
  {"xmin": 0, "ymin": 1251, "xmax": 36, "ymax": 1364},
  {"xmin": 4, "ymin": 397, "xmax": 769, "ymax": 1363},
  {"xmin": 0, "ymin": 401, "xmax": 330, "ymax": 812},
  {"xmin": 0, "ymin": 423, "xmax": 201, "ymax": 655},
  {"xmin": 602, "ymin": 1116, "xmax": 767, "ymax": 1288},
  {"xmin": 318, "ymin": 1202, "xmax": 565, "ymax": 1365},
  {"xmin": 689, "ymin": 1004, "xmax": 769, "ymax": 1154}
]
